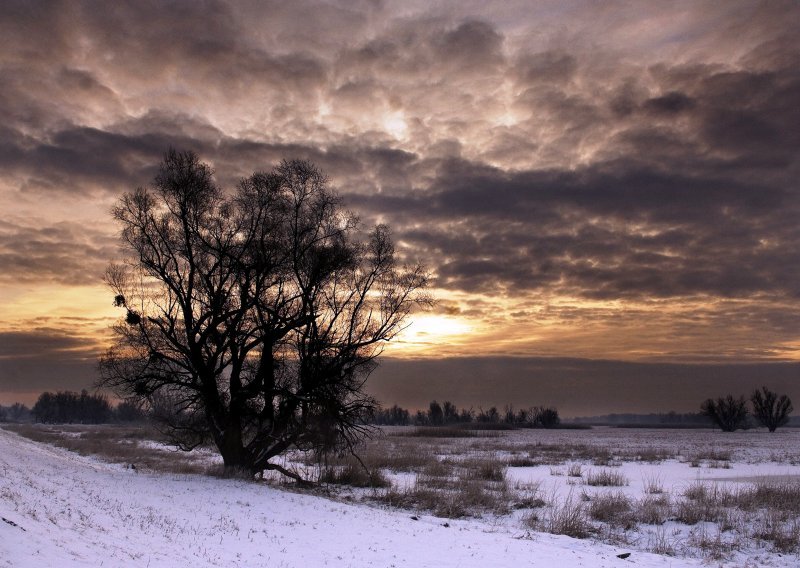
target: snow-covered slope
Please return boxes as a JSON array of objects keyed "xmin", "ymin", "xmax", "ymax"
[{"xmin": 0, "ymin": 428, "xmax": 699, "ymax": 567}]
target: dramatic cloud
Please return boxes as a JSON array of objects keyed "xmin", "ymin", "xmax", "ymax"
[{"xmin": 1, "ymin": 0, "xmax": 798, "ymax": 406}]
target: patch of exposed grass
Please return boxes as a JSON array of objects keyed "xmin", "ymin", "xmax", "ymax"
[
  {"xmin": 688, "ymin": 526, "xmax": 738, "ymax": 561},
  {"xmin": 463, "ymin": 458, "xmax": 506, "ymax": 482},
  {"xmin": 4, "ymin": 423, "xmax": 210, "ymax": 475},
  {"xmin": 320, "ymin": 459, "xmax": 390, "ymax": 488},
  {"xmin": 619, "ymin": 447, "xmax": 675, "ymax": 463},
  {"xmin": 526, "ymin": 442, "xmax": 614, "ymax": 466},
  {"xmin": 734, "ymin": 480, "xmax": 800, "ymax": 513},
  {"xmin": 687, "ymin": 449, "xmax": 732, "ymax": 462},
  {"xmin": 752, "ymin": 510, "xmax": 800, "ymax": 553},
  {"xmin": 506, "ymin": 456, "xmax": 537, "ymax": 467},
  {"xmin": 375, "ymin": 476, "xmax": 511, "ymax": 518},
  {"xmin": 393, "ymin": 427, "xmax": 503, "ymax": 438}
]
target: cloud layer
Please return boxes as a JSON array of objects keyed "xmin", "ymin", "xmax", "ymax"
[{"xmin": 1, "ymin": 1, "xmax": 799, "ymax": 401}]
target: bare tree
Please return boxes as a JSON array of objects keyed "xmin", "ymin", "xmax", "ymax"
[
  {"xmin": 442, "ymin": 401, "xmax": 458, "ymax": 424},
  {"xmin": 700, "ymin": 395, "xmax": 749, "ymax": 432},
  {"xmin": 428, "ymin": 400, "xmax": 444, "ymax": 425},
  {"xmin": 99, "ymin": 150, "xmax": 428, "ymax": 480},
  {"xmin": 534, "ymin": 406, "xmax": 560, "ymax": 428},
  {"xmin": 751, "ymin": 387, "xmax": 793, "ymax": 432}
]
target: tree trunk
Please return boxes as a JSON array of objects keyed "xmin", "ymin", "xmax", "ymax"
[{"xmin": 216, "ymin": 420, "xmax": 254, "ymax": 476}]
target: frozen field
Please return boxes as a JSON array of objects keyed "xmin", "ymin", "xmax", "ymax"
[{"xmin": 2, "ymin": 425, "xmax": 799, "ymax": 567}]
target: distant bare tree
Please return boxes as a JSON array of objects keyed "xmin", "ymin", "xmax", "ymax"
[
  {"xmin": 700, "ymin": 395, "xmax": 749, "ymax": 432},
  {"xmin": 535, "ymin": 406, "xmax": 561, "ymax": 428},
  {"xmin": 477, "ymin": 406, "xmax": 500, "ymax": 423},
  {"xmin": 428, "ymin": 400, "xmax": 444, "ymax": 425},
  {"xmin": 7, "ymin": 403, "xmax": 30, "ymax": 423},
  {"xmin": 750, "ymin": 387, "xmax": 793, "ymax": 432},
  {"xmin": 442, "ymin": 401, "xmax": 458, "ymax": 424},
  {"xmin": 99, "ymin": 150, "xmax": 428, "ymax": 480}
]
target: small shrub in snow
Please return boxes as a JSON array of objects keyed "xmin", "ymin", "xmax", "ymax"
[
  {"xmin": 585, "ymin": 469, "xmax": 628, "ymax": 487},
  {"xmin": 506, "ymin": 456, "xmax": 536, "ymax": 467},
  {"xmin": 588, "ymin": 492, "xmax": 635, "ymax": 528},
  {"xmin": 675, "ymin": 498, "xmax": 723, "ymax": 525},
  {"xmin": 320, "ymin": 460, "xmax": 389, "ymax": 488},
  {"xmin": 566, "ymin": 463, "xmax": 583, "ymax": 477},
  {"xmin": 689, "ymin": 526, "xmax": 738, "ymax": 561},
  {"xmin": 642, "ymin": 473, "xmax": 664, "ymax": 494},
  {"xmin": 455, "ymin": 480, "xmax": 510, "ymax": 515},
  {"xmin": 634, "ymin": 495, "xmax": 670, "ymax": 525},
  {"xmin": 734, "ymin": 480, "xmax": 800, "ymax": 513},
  {"xmin": 464, "ymin": 459, "xmax": 506, "ymax": 482},
  {"xmin": 633, "ymin": 448, "xmax": 672, "ymax": 463},
  {"xmin": 532, "ymin": 491, "xmax": 594, "ymax": 539},
  {"xmin": 647, "ymin": 526, "xmax": 676, "ymax": 556},
  {"xmin": 752, "ymin": 509, "xmax": 800, "ymax": 553}
]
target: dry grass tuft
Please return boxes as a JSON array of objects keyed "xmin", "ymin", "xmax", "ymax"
[
  {"xmin": 530, "ymin": 491, "xmax": 594, "ymax": 539},
  {"xmin": 642, "ymin": 473, "xmax": 665, "ymax": 494},
  {"xmin": 752, "ymin": 510, "xmax": 800, "ymax": 553},
  {"xmin": 320, "ymin": 459, "xmax": 390, "ymax": 488},
  {"xmin": 464, "ymin": 459, "xmax": 506, "ymax": 482},
  {"xmin": 566, "ymin": 463, "xmax": 583, "ymax": 477},
  {"xmin": 635, "ymin": 494, "xmax": 671, "ymax": 525},
  {"xmin": 588, "ymin": 491, "xmax": 635, "ymax": 528},
  {"xmin": 585, "ymin": 469, "xmax": 628, "ymax": 487}
]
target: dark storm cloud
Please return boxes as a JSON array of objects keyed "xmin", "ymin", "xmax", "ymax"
[
  {"xmin": 0, "ymin": 329, "xmax": 100, "ymax": 394},
  {"xmin": 0, "ymin": 220, "xmax": 118, "ymax": 285},
  {"xmin": 3, "ymin": 0, "xmax": 796, "ymax": 303},
  {"xmin": 351, "ymin": 154, "xmax": 800, "ymax": 299},
  {"xmin": 0, "ymin": 329, "xmax": 95, "ymax": 359}
]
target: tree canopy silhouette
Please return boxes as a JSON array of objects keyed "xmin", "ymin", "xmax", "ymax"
[
  {"xmin": 99, "ymin": 150, "xmax": 428, "ymax": 479},
  {"xmin": 700, "ymin": 394, "xmax": 749, "ymax": 432},
  {"xmin": 750, "ymin": 386, "xmax": 793, "ymax": 432}
]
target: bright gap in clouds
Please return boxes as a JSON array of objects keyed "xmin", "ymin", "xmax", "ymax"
[
  {"xmin": 395, "ymin": 314, "xmax": 473, "ymax": 351},
  {"xmin": 382, "ymin": 112, "xmax": 408, "ymax": 139}
]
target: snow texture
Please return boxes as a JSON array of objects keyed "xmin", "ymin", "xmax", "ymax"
[{"xmin": 0, "ymin": 427, "xmax": 699, "ymax": 567}]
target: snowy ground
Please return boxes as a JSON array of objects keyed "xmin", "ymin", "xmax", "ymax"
[
  {"xmin": 3, "ymin": 425, "xmax": 800, "ymax": 567},
  {"xmin": 0, "ymin": 426, "xmax": 704, "ymax": 568}
]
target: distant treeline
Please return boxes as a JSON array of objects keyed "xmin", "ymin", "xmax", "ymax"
[
  {"xmin": 0, "ymin": 402, "xmax": 32, "ymax": 423},
  {"xmin": 372, "ymin": 401, "xmax": 561, "ymax": 428},
  {"xmin": 18, "ymin": 390, "xmax": 147, "ymax": 424},
  {"xmin": 570, "ymin": 412, "xmax": 713, "ymax": 427}
]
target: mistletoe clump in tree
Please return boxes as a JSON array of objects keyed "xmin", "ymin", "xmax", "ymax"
[{"xmin": 99, "ymin": 150, "xmax": 428, "ymax": 480}]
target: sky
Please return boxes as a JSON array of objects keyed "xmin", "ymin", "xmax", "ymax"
[{"xmin": 1, "ymin": 1, "xmax": 799, "ymax": 414}]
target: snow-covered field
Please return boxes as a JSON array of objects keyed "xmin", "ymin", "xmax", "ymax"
[{"xmin": 2, "ymin": 425, "xmax": 799, "ymax": 567}]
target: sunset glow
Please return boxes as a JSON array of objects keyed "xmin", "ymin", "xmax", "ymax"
[{"xmin": 394, "ymin": 314, "xmax": 475, "ymax": 354}]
